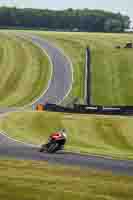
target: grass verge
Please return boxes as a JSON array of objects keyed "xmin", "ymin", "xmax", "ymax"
[
  {"xmin": 0, "ymin": 32, "xmax": 51, "ymax": 106},
  {"xmin": 0, "ymin": 159, "xmax": 133, "ymax": 200}
]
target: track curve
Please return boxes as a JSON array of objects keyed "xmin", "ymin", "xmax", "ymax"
[
  {"xmin": 0, "ymin": 33, "xmax": 73, "ymax": 111},
  {"xmin": 0, "ymin": 132, "xmax": 133, "ymax": 176},
  {"xmin": 0, "ymin": 33, "xmax": 133, "ymax": 176},
  {"xmin": 22, "ymin": 33, "xmax": 73, "ymax": 106}
]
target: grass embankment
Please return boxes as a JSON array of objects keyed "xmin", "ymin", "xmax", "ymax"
[
  {"xmin": 35, "ymin": 31, "xmax": 133, "ymax": 105},
  {"xmin": 0, "ymin": 33, "xmax": 51, "ymax": 107},
  {"xmin": 1, "ymin": 111, "xmax": 133, "ymax": 160},
  {"xmin": 0, "ymin": 159, "xmax": 133, "ymax": 200}
]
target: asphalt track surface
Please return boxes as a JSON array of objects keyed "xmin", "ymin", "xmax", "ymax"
[
  {"xmin": 0, "ymin": 132, "xmax": 133, "ymax": 176},
  {"xmin": 0, "ymin": 33, "xmax": 133, "ymax": 176},
  {"xmin": 23, "ymin": 33, "xmax": 73, "ymax": 107}
]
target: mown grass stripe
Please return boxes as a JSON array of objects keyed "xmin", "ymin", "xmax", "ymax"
[
  {"xmin": 0, "ymin": 159, "xmax": 133, "ymax": 200},
  {"xmin": 0, "ymin": 36, "xmax": 28, "ymax": 101},
  {"xmin": 0, "ymin": 32, "xmax": 51, "ymax": 106}
]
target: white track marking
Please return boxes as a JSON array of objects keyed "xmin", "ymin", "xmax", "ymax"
[
  {"xmin": 14, "ymin": 33, "xmax": 54, "ymax": 108},
  {"xmin": 26, "ymin": 34, "xmax": 74, "ymax": 105},
  {"xmin": 0, "ymin": 131, "xmax": 39, "ymax": 148},
  {"xmin": 45, "ymin": 38, "xmax": 74, "ymax": 104}
]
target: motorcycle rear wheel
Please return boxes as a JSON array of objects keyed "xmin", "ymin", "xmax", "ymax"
[{"xmin": 47, "ymin": 143, "xmax": 59, "ymax": 153}]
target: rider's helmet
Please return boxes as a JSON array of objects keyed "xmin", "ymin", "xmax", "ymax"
[{"xmin": 60, "ymin": 128, "xmax": 67, "ymax": 139}]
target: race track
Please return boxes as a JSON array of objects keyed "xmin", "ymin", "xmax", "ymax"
[
  {"xmin": 22, "ymin": 33, "xmax": 73, "ymax": 106},
  {"xmin": 0, "ymin": 132, "xmax": 133, "ymax": 176},
  {"xmin": 0, "ymin": 33, "xmax": 133, "ymax": 176}
]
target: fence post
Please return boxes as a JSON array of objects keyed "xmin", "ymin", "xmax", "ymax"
[{"xmin": 84, "ymin": 46, "xmax": 92, "ymax": 105}]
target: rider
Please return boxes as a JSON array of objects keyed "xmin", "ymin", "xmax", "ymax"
[
  {"xmin": 48, "ymin": 128, "xmax": 67, "ymax": 149},
  {"xmin": 39, "ymin": 128, "xmax": 67, "ymax": 152}
]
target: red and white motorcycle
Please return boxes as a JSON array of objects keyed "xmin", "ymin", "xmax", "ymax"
[{"xmin": 39, "ymin": 129, "xmax": 67, "ymax": 153}]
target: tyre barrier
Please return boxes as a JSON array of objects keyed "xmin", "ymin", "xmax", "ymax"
[{"xmin": 35, "ymin": 103, "xmax": 133, "ymax": 116}]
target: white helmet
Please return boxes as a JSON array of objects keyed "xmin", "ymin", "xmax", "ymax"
[{"xmin": 61, "ymin": 128, "xmax": 67, "ymax": 139}]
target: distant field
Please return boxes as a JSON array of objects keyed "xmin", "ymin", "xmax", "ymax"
[
  {"xmin": 1, "ymin": 111, "xmax": 133, "ymax": 160},
  {"xmin": 34, "ymin": 31, "xmax": 133, "ymax": 105},
  {"xmin": 1, "ymin": 31, "xmax": 133, "ymax": 106},
  {"xmin": 0, "ymin": 32, "xmax": 50, "ymax": 107},
  {"xmin": 0, "ymin": 159, "xmax": 133, "ymax": 200}
]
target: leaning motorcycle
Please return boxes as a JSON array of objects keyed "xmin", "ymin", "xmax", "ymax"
[{"xmin": 39, "ymin": 132, "xmax": 66, "ymax": 153}]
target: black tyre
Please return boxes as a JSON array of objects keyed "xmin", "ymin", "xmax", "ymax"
[{"xmin": 47, "ymin": 143, "xmax": 59, "ymax": 153}]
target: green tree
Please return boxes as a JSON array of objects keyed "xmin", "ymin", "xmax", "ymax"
[
  {"xmin": 0, "ymin": 7, "xmax": 130, "ymax": 32},
  {"xmin": 104, "ymin": 18, "xmax": 123, "ymax": 32}
]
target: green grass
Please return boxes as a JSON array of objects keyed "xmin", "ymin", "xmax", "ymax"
[
  {"xmin": 0, "ymin": 31, "xmax": 133, "ymax": 199},
  {"xmin": 3, "ymin": 31, "xmax": 133, "ymax": 105},
  {"xmin": 32, "ymin": 31, "xmax": 133, "ymax": 105},
  {"xmin": 0, "ymin": 32, "xmax": 51, "ymax": 107},
  {"xmin": 1, "ymin": 111, "xmax": 133, "ymax": 160},
  {"xmin": 0, "ymin": 159, "xmax": 133, "ymax": 200},
  {"xmin": 1, "ymin": 31, "xmax": 133, "ymax": 105}
]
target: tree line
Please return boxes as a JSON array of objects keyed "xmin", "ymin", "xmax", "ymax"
[{"xmin": 0, "ymin": 7, "xmax": 130, "ymax": 32}]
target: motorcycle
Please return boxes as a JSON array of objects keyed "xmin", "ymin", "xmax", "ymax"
[{"xmin": 39, "ymin": 130, "xmax": 67, "ymax": 153}]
